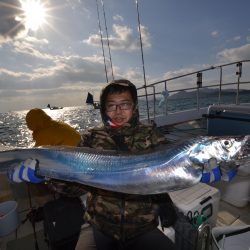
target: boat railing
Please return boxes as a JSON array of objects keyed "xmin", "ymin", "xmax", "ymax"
[{"xmin": 137, "ymin": 60, "xmax": 250, "ymax": 125}]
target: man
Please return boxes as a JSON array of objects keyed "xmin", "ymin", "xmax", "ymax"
[
  {"xmin": 76, "ymin": 79, "xmax": 177, "ymax": 249},
  {"xmin": 9, "ymin": 80, "xmax": 177, "ymax": 250}
]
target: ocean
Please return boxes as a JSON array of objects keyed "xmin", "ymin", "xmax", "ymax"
[
  {"xmin": 1, "ymin": 93, "xmax": 250, "ymax": 148},
  {"xmin": 0, "ymin": 106, "xmax": 102, "ymax": 148}
]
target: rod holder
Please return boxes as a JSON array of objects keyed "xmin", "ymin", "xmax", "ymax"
[
  {"xmin": 236, "ymin": 62, "xmax": 242, "ymax": 77},
  {"xmin": 197, "ymin": 72, "xmax": 203, "ymax": 88}
]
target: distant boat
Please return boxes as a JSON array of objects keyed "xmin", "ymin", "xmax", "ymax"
[
  {"xmin": 47, "ymin": 104, "xmax": 63, "ymax": 110},
  {"xmin": 86, "ymin": 92, "xmax": 100, "ymax": 109}
]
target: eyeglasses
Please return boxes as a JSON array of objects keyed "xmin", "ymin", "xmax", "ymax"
[{"xmin": 106, "ymin": 102, "xmax": 134, "ymax": 112}]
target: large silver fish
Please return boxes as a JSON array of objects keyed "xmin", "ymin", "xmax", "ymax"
[{"xmin": 0, "ymin": 136, "xmax": 249, "ymax": 194}]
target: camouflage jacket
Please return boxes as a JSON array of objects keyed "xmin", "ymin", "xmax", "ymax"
[{"xmin": 79, "ymin": 122, "xmax": 169, "ymax": 241}]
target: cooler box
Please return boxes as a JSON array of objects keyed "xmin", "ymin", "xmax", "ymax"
[
  {"xmin": 169, "ymin": 183, "xmax": 220, "ymax": 227},
  {"xmin": 206, "ymin": 105, "xmax": 250, "ymax": 136},
  {"xmin": 206, "ymin": 104, "xmax": 250, "ymax": 207},
  {"xmin": 211, "ymin": 164, "xmax": 250, "ymax": 207}
]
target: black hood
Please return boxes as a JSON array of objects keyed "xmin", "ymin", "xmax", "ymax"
[{"xmin": 99, "ymin": 79, "xmax": 139, "ymax": 128}]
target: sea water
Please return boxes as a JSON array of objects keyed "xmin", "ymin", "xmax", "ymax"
[
  {"xmin": 1, "ymin": 93, "xmax": 250, "ymax": 148},
  {"xmin": 0, "ymin": 106, "xmax": 102, "ymax": 148}
]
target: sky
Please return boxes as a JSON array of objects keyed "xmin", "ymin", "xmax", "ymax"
[{"xmin": 0, "ymin": 0, "xmax": 250, "ymax": 113}]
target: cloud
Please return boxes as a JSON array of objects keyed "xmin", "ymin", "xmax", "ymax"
[
  {"xmin": 217, "ymin": 44, "xmax": 250, "ymax": 62},
  {"xmin": 247, "ymin": 36, "xmax": 250, "ymax": 43},
  {"xmin": 24, "ymin": 36, "xmax": 49, "ymax": 45},
  {"xmin": 0, "ymin": 29, "xmax": 113, "ymax": 107},
  {"xmin": 158, "ymin": 66, "xmax": 209, "ymax": 92},
  {"xmin": 112, "ymin": 67, "xmax": 144, "ymax": 86},
  {"xmin": 233, "ymin": 36, "xmax": 241, "ymax": 41},
  {"xmin": 0, "ymin": 35, "xmax": 145, "ymax": 112},
  {"xmin": 0, "ymin": 52, "xmax": 109, "ymax": 111},
  {"xmin": 163, "ymin": 67, "xmax": 195, "ymax": 80},
  {"xmin": 139, "ymin": 25, "xmax": 151, "ymax": 49},
  {"xmin": 13, "ymin": 39, "xmax": 54, "ymax": 60},
  {"xmin": 0, "ymin": 0, "xmax": 26, "ymax": 43},
  {"xmin": 211, "ymin": 30, "xmax": 219, "ymax": 38},
  {"xmin": 83, "ymin": 24, "xmax": 151, "ymax": 51},
  {"xmin": 0, "ymin": 34, "xmax": 109, "ymax": 88},
  {"xmin": 113, "ymin": 14, "xmax": 123, "ymax": 22},
  {"xmin": 0, "ymin": 53, "xmax": 108, "ymax": 90}
]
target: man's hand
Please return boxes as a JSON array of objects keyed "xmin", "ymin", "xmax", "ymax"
[
  {"xmin": 8, "ymin": 158, "xmax": 44, "ymax": 183},
  {"xmin": 201, "ymin": 158, "xmax": 221, "ymax": 183},
  {"xmin": 200, "ymin": 158, "xmax": 238, "ymax": 183}
]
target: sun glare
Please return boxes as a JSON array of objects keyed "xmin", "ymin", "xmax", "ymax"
[{"xmin": 21, "ymin": 0, "xmax": 47, "ymax": 31}]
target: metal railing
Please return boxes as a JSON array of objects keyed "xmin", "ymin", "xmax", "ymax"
[{"xmin": 137, "ymin": 60, "xmax": 250, "ymax": 122}]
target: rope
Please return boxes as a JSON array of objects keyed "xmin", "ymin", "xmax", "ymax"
[
  {"xmin": 135, "ymin": 0, "xmax": 150, "ymax": 122},
  {"xmin": 101, "ymin": 0, "xmax": 114, "ymax": 81},
  {"xmin": 95, "ymin": 0, "xmax": 109, "ymax": 83}
]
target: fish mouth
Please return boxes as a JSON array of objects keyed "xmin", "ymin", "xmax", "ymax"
[
  {"xmin": 241, "ymin": 135, "xmax": 250, "ymax": 154},
  {"xmin": 236, "ymin": 135, "xmax": 250, "ymax": 165}
]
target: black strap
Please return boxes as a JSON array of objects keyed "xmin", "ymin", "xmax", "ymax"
[
  {"xmin": 216, "ymin": 226, "xmax": 250, "ymax": 242},
  {"xmin": 152, "ymin": 193, "xmax": 177, "ymax": 228}
]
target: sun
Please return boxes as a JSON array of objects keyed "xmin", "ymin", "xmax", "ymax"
[{"xmin": 20, "ymin": 0, "xmax": 47, "ymax": 31}]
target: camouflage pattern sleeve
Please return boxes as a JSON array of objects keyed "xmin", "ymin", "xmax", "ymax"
[
  {"xmin": 47, "ymin": 179, "xmax": 87, "ymax": 197},
  {"xmin": 79, "ymin": 127, "xmax": 117, "ymax": 150},
  {"xmin": 126, "ymin": 123, "xmax": 167, "ymax": 152},
  {"xmin": 78, "ymin": 131, "xmax": 92, "ymax": 147},
  {"xmin": 150, "ymin": 124, "xmax": 167, "ymax": 146}
]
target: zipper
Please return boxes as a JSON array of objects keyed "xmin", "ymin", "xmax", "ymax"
[{"xmin": 120, "ymin": 193, "xmax": 126, "ymax": 242}]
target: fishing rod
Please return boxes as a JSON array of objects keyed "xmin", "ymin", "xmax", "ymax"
[
  {"xmin": 135, "ymin": 0, "xmax": 150, "ymax": 122},
  {"xmin": 95, "ymin": 0, "xmax": 109, "ymax": 83},
  {"xmin": 101, "ymin": 0, "xmax": 115, "ymax": 81}
]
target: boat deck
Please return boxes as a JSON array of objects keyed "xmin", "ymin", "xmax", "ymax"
[
  {"xmin": 159, "ymin": 117, "xmax": 208, "ymax": 141},
  {"xmin": 0, "ymin": 117, "xmax": 249, "ymax": 249}
]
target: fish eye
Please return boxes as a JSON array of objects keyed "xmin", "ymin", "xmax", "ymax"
[{"xmin": 222, "ymin": 140, "xmax": 232, "ymax": 148}]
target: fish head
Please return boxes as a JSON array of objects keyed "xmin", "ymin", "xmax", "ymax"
[{"xmin": 189, "ymin": 135, "xmax": 250, "ymax": 165}]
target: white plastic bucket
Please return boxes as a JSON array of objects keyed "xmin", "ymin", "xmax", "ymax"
[{"xmin": 0, "ymin": 201, "xmax": 19, "ymax": 237}]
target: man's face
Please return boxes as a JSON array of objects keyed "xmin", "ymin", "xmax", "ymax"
[{"xmin": 105, "ymin": 90, "xmax": 134, "ymax": 127}]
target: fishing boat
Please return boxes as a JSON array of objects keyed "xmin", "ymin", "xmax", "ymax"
[
  {"xmin": 85, "ymin": 92, "xmax": 100, "ymax": 109},
  {"xmin": 47, "ymin": 104, "xmax": 63, "ymax": 110},
  {"xmin": 0, "ymin": 0, "xmax": 249, "ymax": 248},
  {"xmin": 1, "ymin": 60, "xmax": 250, "ymax": 250}
]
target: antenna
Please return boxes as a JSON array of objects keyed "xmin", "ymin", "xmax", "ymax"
[
  {"xmin": 101, "ymin": 0, "xmax": 115, "ymax": 81},
  {"xmin": 135, "ymin": 0, "xmax": 150, "ymax": 122},
  {"xmin": 95, "ymin": 0, "xmax": 109, "ymax": 83}
]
